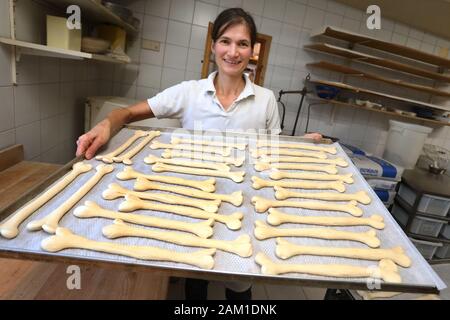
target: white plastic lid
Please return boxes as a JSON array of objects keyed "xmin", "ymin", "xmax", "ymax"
[{"xmin": 389, "ymin": 120, "xmax": 433, "ymax": 134}]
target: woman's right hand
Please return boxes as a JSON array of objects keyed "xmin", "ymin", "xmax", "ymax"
[{"xmin": 76, "ymin": 119, "xmax": 112, "ymax": 160}]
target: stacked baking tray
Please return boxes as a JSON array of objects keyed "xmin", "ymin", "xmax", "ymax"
[{"xmin": 0, "ymin": 126, "xmax": 445, "ymax": 294}]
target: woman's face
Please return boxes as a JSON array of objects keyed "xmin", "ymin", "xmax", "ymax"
[{"xmin": 212, "ymin": 23, "xmax": 253, "ymax": 78}]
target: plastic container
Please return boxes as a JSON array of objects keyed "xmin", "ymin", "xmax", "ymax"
[
  {"xmin": 398, "ymin": 184, "xmax": 450, "ymax": 217},
  {"xmin": 383, "ymin": 120, "xmax": 433, "ymax": 169},
  {"xmin": 435, "ymin": 243, "xmax": 450, "ymax": 259},
  {"xmin": 46, "ymin": 15, "xmax": 81, "ymax": 51},
  {"xmin": 409, "ymin": 237, "xmax": 443, "ymax": 260},
  {"xmin": 391, "ymin": 204, "xmax": 445, "ymax": 237}
]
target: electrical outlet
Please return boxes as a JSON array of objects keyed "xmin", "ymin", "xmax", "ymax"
[{"xmin": 142, "ymin": 39, "xmax": 160, "ymax": 52}]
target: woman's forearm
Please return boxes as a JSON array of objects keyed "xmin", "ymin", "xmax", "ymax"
[{"xmin": 107, "ymin": 100, "xmax": 155, "ymax": 135}]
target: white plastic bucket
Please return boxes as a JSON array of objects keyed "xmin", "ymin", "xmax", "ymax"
[{"xmin": 383, "ymin": 120, "xmax": 432, "ymax": 169}]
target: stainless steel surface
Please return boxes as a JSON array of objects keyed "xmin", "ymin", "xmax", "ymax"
[{"xmin": 0, "ymin": 126, "xmax": 444, "ymax": 293}]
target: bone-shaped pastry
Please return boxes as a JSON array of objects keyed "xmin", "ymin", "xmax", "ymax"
[
  {"xmin": 103, "ymin": 183, "xmax": 220, "ymax": 213},
  {"xmin": 144, "ymin": 154, "xmax": 230, "ymax": 171},
  {"xmin": 120, "ymin": 195, "xmax": 243, "ymax": 230},
  {"xmin": 251, "ymin": 176, "xmax": 345, "ymax": 193},
  {"xmin": 256, "ymin": 141, "xmax": 337, "ymax": 154},
  {"xmin": 152, "ymin": 163, "xmax": 245, "ymax": 183},
  {"xmin": 267, "ymin": 208, "xmax": 385, "ymax": 229},
  {"xmin": 274, "ymin": 186, "xmax": 371, "ymax": 205},
  {"xmin": 254, "ymin": 221, "xmax": 380, "ymax": 248},
  {"xmin": 112, "ymin": 131, "xmax": 160, "ymax": 165},
  {"xmin": 134, "ymin": 177, "xmax": 244, "ymax": 206},
  {"xmin": 103, "ymin": 219, "xmax": 252, "ymax": 257},
  {"xmin": 0, "ymin": 162, "xmax": 92, "ymax": 239},
  {"xmin": 27, "ymin": 164, "xmax": 114, "ymax": 234},
  {"xmin": 270, "ymin": 170, "xmax": 353, "ymax": 184},
  {"xmin": 254, "ymin": 162, "xmax": 338, "ymax": 174},
  {"xmin": 96, "ymin": 130, "xmax": 148, "ymax": 163},
  {"xmin": 73, "ymin": 201, "xmax": 213, "ymax": 238},
  {"xmin": 275, "ymin": 238, "xmax": 411, "ymax": 267},
  {"xmin": 41, "ymin": 227, "xmax": 216, "ymax": 269},
  {"xmin": 251, "ymin": 148, "xmax": 327, "ymax": 159},
  {"xmin": 259, "ymin": 156, "xmax": 348, "ymax": 167},
  {"xmin": 116, "ymin": 166, "xmax": 216, "ymax": 193},
  {"xmin": 162, "ymin": 150, "xmax": 245, "ymax": 167},
  {"xmin": 255, "ymin": 252, "xmax": 401, "ymax": 283},
  {"xmin": 171, "ymin": 137, "xmax": 247, "ymax": 150},
  {"xmin": 251, "ymin": 196, "xmax": 362, "ymax": 216},
  {"xmin": 150, "ymin": 140, "xmax": 231, "ymax": 157}
]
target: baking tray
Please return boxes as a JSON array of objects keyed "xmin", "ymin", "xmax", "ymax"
[{"xmin": 0, "ymin": 125, "xmax": 445, "ymax": 294}]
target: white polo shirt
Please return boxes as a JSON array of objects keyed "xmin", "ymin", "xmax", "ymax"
[{"xmin": 147, "ymin": 71, "xmax": 281, "ymax": 134}]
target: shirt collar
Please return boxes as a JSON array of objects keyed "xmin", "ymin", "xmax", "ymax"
[{"xmin": 203, "ymin": 71, "xmax": 255, "ymax": 101}]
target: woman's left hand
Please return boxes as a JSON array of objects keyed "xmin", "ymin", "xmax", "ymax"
[{"xmin": 303, "ymin": 132, "xmax": 323, "ymax": 142}]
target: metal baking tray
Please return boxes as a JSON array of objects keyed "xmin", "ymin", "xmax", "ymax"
[{"xmin": 0, "ymin": 125, "xmax": 445, "ymax": 294}]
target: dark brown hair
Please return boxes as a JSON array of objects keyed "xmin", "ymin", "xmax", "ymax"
[{"xmin": 212, "ymin": 8, "xmax": 257, "ymax": 47}]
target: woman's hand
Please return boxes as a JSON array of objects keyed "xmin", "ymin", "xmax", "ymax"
[
  {"xmin": 76, "ymin": 119, "xmax": 111, "ymax": 160},
  {"xmin": 303, "ymin": 132, "xmax": 323, "ymax": 142}
]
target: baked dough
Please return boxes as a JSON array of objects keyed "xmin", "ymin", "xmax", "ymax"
[
  {"xmin": 260, "ymin": 156, "xmax": 348, "ymax": 167},
  {"xmin": 171, "ymin": 137, "xmax": 247, "ymax": 150},
  {"xmin": 257, "ymin": 141, "xmax": 337, "ymax": 154},
  {"xmin": 274, "ymin": 186, "xmax": 371, "ymax": 205},
  {"xmin": 116, "ymin": 166, "xmax": 216, "ymax": 193},
  {"xmin": 162, "ymin": 150, "xmax": 245, "ymax": 167},
  {"xmin": 151, "ymin": 141, "xmax": 231, "ymax": 157},
  {"xmin": 102, "ymin": 183, "xmax": 220, "ymax": 213},
  {"xmin": 255, "ymin": 252, "xmax": 401, "ymax": 283},
  {"xmin": 251, "ymin": 148, "xmax": 327, "ymax": 159},
  {"xmin": 96, "ymin": 130, "xmax": 148, "ymax": 163},
  {"xmin": 267, "ymin": 208, "xmax": 384, "ymax": 229},
  {"xmin": 255, "ymin": 162, "xmax": 338, "ymax": 174},
  {"xmin": 41, "ymin": 227, "xmax": 216, "ymax": 269},
  {"xmin": 275, "ymin": 238, "xmax": 411, "ymax": 267},
  {"xmin": 27, "ymin": 164, "xmax": 114, "ymax": 234},
  {"xmin": 134, "ymin": 177, "xmax": 244, "ymax": 206},
  {"xmin": 113, "ymin": 131, "xmax": 160, "ymax": 165},
  {"xmin": 103, "ymin": 219, "xmax": 252, "ymax": 257},
  {"xmin": 254, "ymin": 220, "xmax": 380, "ymax": 248},
  {"xmin": 270, "ymin": 170, "xmax": 353, "ymax": 184},
  {"xmin": 73, "ymin": 201, "xmax": 213, "ymax": 238},
  {"xmin": 251, "ymin": 196, "xmax": 362, "ymax": 216},
  {"xmin": 144, "ymin": 154, "xmax": 231, "ymax": 171},
  {"xmin": 0, "ymin": 162, "xmax": 92, "ymax": 239},
  {"xmin": 152, "ymin": 163, "xmax": 245, "ymax": 183},
  {"xmin": 120, "ymin": 195, "xmax": 243, "ymax": 230},
  {"xmin": 251, "ymin": 176, "xmax": 346, "ymax": 193}
]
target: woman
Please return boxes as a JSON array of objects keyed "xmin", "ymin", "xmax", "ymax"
[{"xmin": 76, "ymin": 8, "xmax": 321, "ymax": 300}]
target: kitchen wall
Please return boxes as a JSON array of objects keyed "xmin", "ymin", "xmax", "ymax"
[{"xmin": 114, "ymin": 0, "xmax": 450, "ymax": 157}]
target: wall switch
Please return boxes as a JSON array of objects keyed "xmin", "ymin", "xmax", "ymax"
[{"xmin": 142, "ymin": 39, "xmax": 160, "ymax": 52}]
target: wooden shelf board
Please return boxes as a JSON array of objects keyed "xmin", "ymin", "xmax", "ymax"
[
  {"xmin": 312, "ymin": 26, "xmax": 450, "ymax": 69},
  {"xmin": 308, "ymin": 61, "xmax": 450, "ymax": 98},
  {"xmin": 310, "ymin": 79, "xmax": 450, "ymax": 113},
  {"xmin": 304, "ymin": 43, "xmax": 450, "ymax": 83}
]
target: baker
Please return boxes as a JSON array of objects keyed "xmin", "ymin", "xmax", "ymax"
[{"xmin": 76, "ymin": 7, "xmax": 322, "ymax": 300}]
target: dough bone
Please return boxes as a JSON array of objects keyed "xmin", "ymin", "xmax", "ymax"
[
  {"xmin": 275, "ymin": 238, "xmax": 411, "ymax": 267},
  {"xmin": 96, "ymin": 130, "xmax": 148, "ymax": 163},
  {"xmin": 73, "ymin": 201, "xmax": 213, "ymax": 238},
  {"xmin": 259, "ymin": 156, "xmax": 348, "ymax": 167},
  {"xmin": 255, "ymin": 252, "xmax": 401, "ymax": 283},
  {"xmin": 252, "ymin": 176, "xmax": 345, "ymax": 192},
  {"xmin": 162, "ymin": 150, "xmax": 245, "ymax": 167},
  {"xmin": 41, "ymin": 227, "xmax": 216, "ymax": 269},
  {"xmin": 254, "ymin": 221, "xmax": 380, "ymax": 248},
  {"xmin": 256, "ymin": 141, "xmax": 337, "ymax": 154},
  {"xmin": 274, "ymin": 186, "xmax": 371, "ymax": 205},
  {"xmin": 144, "ymin": 154, "xmax": 230, "ymax": 171},
  {"xmin": 270, "ymin": 170, "xmax": 353, "ymax": 184},
  {"xmin": 267, "ymin": 208, "xmax": 385, "ymax": 229},
  {"xmin": 27, "ymin": 164, "xmax": 114, "ymax": 234},
  {"xmin": 251, "ymin": 148, "xmax": 327, "ymax": 159},
  {"xmin": 152, "ymin": 163, "xmax": 245, "ymax": 183},
  {"xmin": 171, "ymin": 137, "xmax": 247, "ymax": 150},
  {"xmin": 116, "ymin": 166, "xmax": 216, "ymax": 193},
  {"xmin": 102, "ymin": 183, "xmax": 220, "ymax": 213},
  {"xmin": 134, "ymin": 177, "xmax": 244, "ymax": 207},
  {"xmin": 150, "ymin": 140, "xmax": 231, "ymax": 157},
  {"xmin": 103, "ymin": 219, "xmax": 252, "ymax": 257},
  {"xmin": 0, "ymin": 162, "xmax": 92, "ymax": 239},
  {"xmin": 254, "ymin": 162, "xmax": 338, "ymax": 174},
  {"xmin": 120, "ymin": 195, "xmax": 243, "ymax": 230},
  {"xmin": 112, "ymin": 131, "xmax": 160, "ymax": 165}
]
